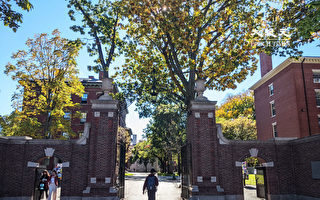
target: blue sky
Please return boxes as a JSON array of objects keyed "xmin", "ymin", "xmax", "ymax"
[{"xmin": 0, "ymin": 1, "xmax": 319, "ymax": 140}]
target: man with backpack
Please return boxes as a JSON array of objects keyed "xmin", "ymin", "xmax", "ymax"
[{"xmin": 143, "ymin": 168, "xmax": 159, "ymax": 200}]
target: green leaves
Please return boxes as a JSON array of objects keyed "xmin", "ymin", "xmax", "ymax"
[
  {"xmin": 0, "ymin": 0, "xmax": 33, "ymax": 32},
  {"xmin": 216, "ymin": 91, "xmax": 255, "ymax": 120},
  {"xmin": 4, "ymin": 29, "xmax": 84, "ymax": 139},
  {"xmin": 216, "ymin": 91, "xmax": 257, "ymax": 140},
  {"xmin": 266, "ymin": 0, "xmax": 320, "ymax": 56},
  {"xmin": 218, "ymin": 117, "xmax": 257, "ymax": 140},
  {"xmin": 116, "ymin": 0, "xmax": 269, "ymax": 108},
  {"xmin": 67, "ymin": 0, "xmax": 124, "ymax": 78}
]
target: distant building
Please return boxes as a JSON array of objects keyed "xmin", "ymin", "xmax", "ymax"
[
  {"xmin": 27, "ymin": 71, "xmax": 128, "ymax": 139},
  {"xmin": 69, "ymin": 72, "xmax": 128, "ymax": 138},
  {"xmin": 131, "ymin": 134, "xmax": 137, "ymax": 145},
  {"xmin": 251, "ymin": 54, "xmax": 320, "ymax": 140}
]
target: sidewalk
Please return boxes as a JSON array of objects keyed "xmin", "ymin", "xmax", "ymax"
[{"xmin": 125, "ymin": 172, "xmax": 181, "ymax": 200}]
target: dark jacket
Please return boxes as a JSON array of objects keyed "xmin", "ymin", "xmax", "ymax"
[
  {"xmin": 143, "ymin": 174, "xmax": 159, "ymax": 191},
  {"xmin": 39, "ymin": 174, "xmax": 49, "ymax": 190}
]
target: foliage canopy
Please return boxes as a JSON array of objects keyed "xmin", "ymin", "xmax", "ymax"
[
  {"xmin": 216, "ymin": 91, "xmax": 255, "ymax": 120},
  {"xmin": 216, "ymin": 91, "xmax": 256, "ymax": 140},
  {"xmin": 4, "ymin": 29, "xmax": 84, "ymax": 139},
  {"xmin": 68, "ymin": 0, "xmax": 124, "ymax": 78},
  {"xmin": 116, "ymin": 0, "xmax": 269, "ymax": 108},
  {"xmin": 266, "ymin": 0, "xmax": 320, "ymax": 56},
  {"xmin": 0, "ymin": 0, "xmax": 33, "ymax": 32}
]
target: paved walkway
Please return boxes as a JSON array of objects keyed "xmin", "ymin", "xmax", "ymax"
[
  {"xmin": 243, "ymin": 185, "xmax": 265, "ymax": 200},
  {"xmin": 49, "ymin": 174, "xmax": 263, "ymax": 200},
  {"xmin": 125, "ymin": 172, "xmax": 181, "ymax": 200}
]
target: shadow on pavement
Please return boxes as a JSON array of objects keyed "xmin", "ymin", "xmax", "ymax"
[{"xmin": 244, "ymin": 186, "xmax": 256, "ymax": 190}]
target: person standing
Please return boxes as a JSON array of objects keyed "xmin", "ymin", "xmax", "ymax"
[
  {"xmin": 143, "ymin": 168, "xmax": 159, "ymax": 200},
  {"xmin": 39, "ymin": 170, "xmax": 49, "ymax": 200},
  {"xmin": 47, "ymin": 171, "xmax": 58, "ymax": 200}
]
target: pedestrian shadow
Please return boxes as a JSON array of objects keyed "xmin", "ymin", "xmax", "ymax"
[
  {"xmin": 125, "ymin": 175, "xmax": 146, "ymax": 181},
  {"xmin": 244, "ymin": 185, "xmax": 256, "ymax": 190}
]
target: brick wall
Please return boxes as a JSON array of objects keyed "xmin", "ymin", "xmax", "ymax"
[
  {"xmin": 0, "ymin": 96, "xmax": 120, "ymax": 199},
  {"xmin": 186, "ymin": 99, "xmax": 320, "ymax": 199},
  {"xmin": 254, "ymin": 61, "xmax": 320, "ymax": 141},
  {"xmin": 291, "ymin": 135, "xmax": 320, "ymax": 198},
  {"xmin": 0, "ymin": 139, "xmax": 89, "ymax": 197}
]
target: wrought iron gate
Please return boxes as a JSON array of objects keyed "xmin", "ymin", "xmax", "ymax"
[
  {"xmin": 255, "ymin": 167, "xmax": 268, "ymax": 199},
  {"xmin": 181, "ymin": 143, "xmax": 192, "ymax": 199},
  {"xmin": 118, "ymin": 142, "xmax": 126, "ymax": 199}
]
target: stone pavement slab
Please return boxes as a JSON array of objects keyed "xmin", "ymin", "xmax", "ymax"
[{"xmin": 125, "ymin": 172, "xmax": 181, "ymax": 200}]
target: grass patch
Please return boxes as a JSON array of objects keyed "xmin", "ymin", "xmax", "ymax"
[
  {"xmin": 157, "ymin": 172, "xmax": 179, "ymax": 176},
  {"xmin": 125, "ymin": 173, "xmax": 134, "ymax": 176},
  {"xmin": 245, "ymin": 174, "xmax": 256, "ymax": 186}
]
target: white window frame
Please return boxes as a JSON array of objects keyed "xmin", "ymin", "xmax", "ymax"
[
  {"xmin": 270, "ymin": 100, "xmax": 276, "ymax": 117},
  {"xmin": 268, "ymin": 83, "xmax": 274, "ymax": 96},
  {"xmin": 312, "ymin": 69, "xmax": 320, "ymax": 83},
  {"xmin": 272, "ymin": 122, "xmax": 277, "ymax": 137},
  {"xmin": 315, "ymin": 89, "xmax": 320, "ymax": 108}
]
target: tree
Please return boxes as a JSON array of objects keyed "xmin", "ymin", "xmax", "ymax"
[
  {"xmin": 4, "ymin": 29, "xmax": 84, "ymax": 139},
  {"xmin": 117, "ymin": 0, "xmax": 269, "ymax": 108},
  {"xmin": 216, "ymin": 91, "xmax": 255, "ymax": 120},
  {"xmin": 117, "ymin": 126, "xmax": 132, "ymax": 164},
  {"xmin": 67, "ymin": 0, "xmax": 124, "ymax": 79},
  {"xmin": 266, "ymin": 0, "xmax": 320, "ymax": 56},
  {"xmin": 0, "ymin": 0, "xmax": 33, "ymax": 32},
  {"xmin": 216, "ymin": 91, "xmax": 256, "ymax": 140},
  {"xmin": 131, "ymin": 140, "xmax": 156, "ymax": 172},
  {"xmin": 144, "ymin": 104, "xmax": 186, "ymax": 173},
  {"xmin": 218, "ymin": 117, "xmax": 257, "ymax": 140}
]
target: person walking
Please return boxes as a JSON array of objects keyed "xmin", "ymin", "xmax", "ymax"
[
  {"xmin": 143, "ymin": 168, "xmax": 159, "ymax": 200},
  {"xmin": 38, "ymin": 170, "xmax": 49, "ymax": 200},
  {"xmin": 47, "ymin": 170, "xmax": 58, "ymax": 200}
]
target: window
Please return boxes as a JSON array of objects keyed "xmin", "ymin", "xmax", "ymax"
[
  {"xmin": 80, "ymin": 112, "xmax": 87, "ymax": 123},
  {"xmin": 272, "ymin": 122, "xmax": 278, "ymax": 137},
  {"xmin": 64, "ymin": 112, "xmax": 71, "ymax": 119},
  {"xmin": 270, "ymin": 101, "xmax": 276, "ymax": 117},
  {"xmin": 268, "ymin": 83, "xmax": 274, "ymax": 96},
  {"xmin": 318, "ymin": 115, "xmax": 320, "ymax": 127},
  {"xmin": 81, "ymin": 93, "xmax": 88, "ymax": 103},
  {"xmin": 313, "ymin": 69, "xmax": 320, "ymax": 83},
  {"xmin": 315, "ymin": 90, "xmax": 320, "ymax": 107},
  {"xmin": 62, "ymin": 132, "xmax": 69, "ymax": 139}
]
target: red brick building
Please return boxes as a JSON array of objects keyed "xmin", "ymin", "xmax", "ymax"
[
  {"xmin": 251, "ymin": 55, "xmax": 320, "ymax": 140},
  {"xmin": 1, "ymin": 79, "xmax": 320, "ymax": 199},
  {"xmin": 65, "ymin": 73, "xmax": 127, "ymax": 138}
]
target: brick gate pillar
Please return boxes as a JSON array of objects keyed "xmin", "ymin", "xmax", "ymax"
[
  {"xmin": 187, "ymin": 79, "xmax": 223, "ymax": 198},
  {"xmin": 83, "ymin": 78, "xmax": 119, "ymax": 199}
]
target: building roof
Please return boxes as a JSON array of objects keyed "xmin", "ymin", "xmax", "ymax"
[
  {"xmin": 80, "ymin": 77, "xmax": 102, "ymax": 87},
  {"xmin": 250, "ymin": 56, "xmax": 320, "ymax": 90}
]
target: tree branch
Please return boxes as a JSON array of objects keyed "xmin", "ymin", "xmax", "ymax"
[{"xmin": 74, "ymin": 0, "xmax": 108, "ymax": 77}]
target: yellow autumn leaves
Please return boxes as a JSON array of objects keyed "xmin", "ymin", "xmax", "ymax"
[{"xmin": 4, "ymin": 29, "xmax": 84, "ymax": 139}]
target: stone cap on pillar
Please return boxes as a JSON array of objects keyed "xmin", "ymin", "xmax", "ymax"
[
  {"xmin": 191, "ymin": 79, "xmax": 217, "ymax": 110},
  {"xmin": 190, "ymin": 100, "xmax": 217, "ymax": 111},
  {"xmin": 91, "ymin": 99, "xmax": 118, "ymax": 110}
]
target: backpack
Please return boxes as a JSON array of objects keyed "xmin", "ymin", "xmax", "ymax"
[
  {"xmin": 147, "ymin": 176, "xmax": 156, "ymax": 190},
  {"xmin": 39, "ymin": 182, "xmax": 45, "ymax": 191}
]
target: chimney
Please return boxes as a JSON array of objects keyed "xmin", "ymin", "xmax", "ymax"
[{"xmin": 260, "ymin": 52, "xmax": 272, "ymax": 77}]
